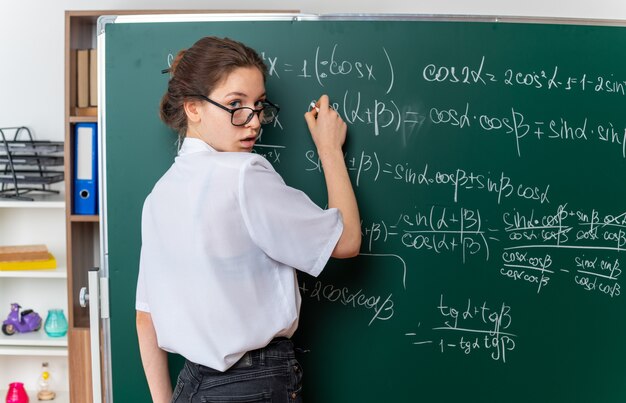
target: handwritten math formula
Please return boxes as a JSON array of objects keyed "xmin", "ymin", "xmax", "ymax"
[
  {"xmin": 422, "ymin": 56, "xmax": 626, "ymax": 96},
  {"xmin": 406, "ymin": 294, "xmax": 516, "ymax": 363},
  {"xmin": 358, "ymin": 203, "xmax": 624, "ymax": 297},
  {"xmin": 261, "ymin": 44, "xmax": 395, "ymax": 94},
  {"xmin": 250, "ymin": 47, "xmax": 626, "ymax": 158},
  {"xmin": 305, "ymin": 148, "xmax": 551, "ymax": 205},
  {"xmin": 502, "ymin": 204, "xmax": 624, "ymax": 296}
]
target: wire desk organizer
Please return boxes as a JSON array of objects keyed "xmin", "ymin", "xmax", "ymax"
[{"xmin": 0, "ymin": 126, "xmax": 64, "ymax": 201}]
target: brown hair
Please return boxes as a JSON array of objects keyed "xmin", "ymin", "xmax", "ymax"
[{"xmin": 160, "ymin": 37, "xmax": 267, "ymax": 138}]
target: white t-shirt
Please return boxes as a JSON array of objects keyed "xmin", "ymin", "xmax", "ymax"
[{"xmin": 136, "ymin": 137, "xmax": 343, "ymax": 371}]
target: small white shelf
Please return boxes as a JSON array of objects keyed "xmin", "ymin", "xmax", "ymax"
[
  {"xmin": 0, "ymin": 266, "xmax": 67, "ymax": 279},
  {"xmin": 0, "ymin": 345, "xmax": 67, "ymax": 356},
  {"xmin": 0, "ymin": 193, "xmax": 65, "ymax": 208},
  {"xmin": 0, "ymin": 332, "xmax": 67, "ymax": 351},
  {"xmin": 0, "ymin": 332, "xmax": 67, "ymax": 347},
  {"xmin": 0, "ymin": 389, "xmax": 69, "ymax": 403}
]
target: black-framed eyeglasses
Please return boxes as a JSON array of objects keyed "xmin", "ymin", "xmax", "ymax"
[{"xmin": 189, "ymin": 94, "xmax": 280, "ymax": 126}]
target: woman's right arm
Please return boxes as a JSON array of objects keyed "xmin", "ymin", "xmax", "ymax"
[
  {"xmin": 304, "ymin": 94, "xmax": 361, "ymax": 258},
  {"xmin": 136, "ymin": 310, "xmax": 173, "ymax": 403}
]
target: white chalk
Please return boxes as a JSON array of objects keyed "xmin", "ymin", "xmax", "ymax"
[{"xmin": 309, "ymin": 101, "xmax": 320, "ymax": 113}]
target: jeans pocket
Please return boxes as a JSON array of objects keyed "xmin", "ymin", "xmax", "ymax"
[{"xmin": 200, "ymin": 391, "xmax": 272, "ymax": 403}]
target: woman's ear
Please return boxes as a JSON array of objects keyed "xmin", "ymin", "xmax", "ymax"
[{"xmin": 183, "ymin": 100, "xmax": 202, "ymax": 123}]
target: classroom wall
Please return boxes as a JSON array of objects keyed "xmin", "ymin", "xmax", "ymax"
[{"xmin": 2, "ymin": 0, "xmax": 626, "ymax": 142}]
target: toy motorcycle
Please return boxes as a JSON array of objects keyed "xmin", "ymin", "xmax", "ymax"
[{"xmin": 2, "ymin": 303, "xmax": 42, "ymax": 335}]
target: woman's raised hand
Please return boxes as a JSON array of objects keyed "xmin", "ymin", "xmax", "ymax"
[{"xmin": 304, "ymin": 94, "xmax": 347, "ymax": 156}]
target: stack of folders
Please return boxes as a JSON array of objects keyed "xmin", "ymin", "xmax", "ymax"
[
  {"xmin": 0, "ymin": 244, "xmax": 57, "ymax": 271},
  {"xmin": 75, "ymin": 48, "xmax": 98, "ymax": 116}
]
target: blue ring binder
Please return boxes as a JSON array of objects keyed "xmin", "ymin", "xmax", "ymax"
[{"xmin": 73, "ymin": 122, "xmax": 98, "ymax": 214}]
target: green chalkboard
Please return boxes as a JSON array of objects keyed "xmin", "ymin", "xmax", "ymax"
[{"xmin": 102, "ymin": 16, "xmax": 626, "ymax": 403}]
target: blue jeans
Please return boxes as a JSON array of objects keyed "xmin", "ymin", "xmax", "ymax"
[{"xmin": 171, "ymin": 338, "xmax": 304, "ymax": 403}]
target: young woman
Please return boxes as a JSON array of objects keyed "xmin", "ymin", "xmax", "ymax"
[{"xmin": 136, "ymin": 36, "xmax": 360, "ymax": 403}]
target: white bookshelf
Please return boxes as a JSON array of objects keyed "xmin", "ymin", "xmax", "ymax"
[
  {"xmin": 0, "ymin": 332, "xmax": 68, "ymax": 348},
  {"xmin": 0, "ymin": 345, "xmax": 68, "ymax": 357},
  {"xmin": 0, "ymin": 193, "xmax": 65, "ymax": 209},
  {"xmin": 0, "ymin": 198, "xmax": 69, "ymax": 397},
  {"xmin": 0, "ymin": 266, "xmax": 67, "ymax": 279}
]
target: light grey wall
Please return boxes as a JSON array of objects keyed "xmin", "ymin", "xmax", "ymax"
[{"xmin": 2, "ymin": 0, "xmax": 626, "ymax": 142}]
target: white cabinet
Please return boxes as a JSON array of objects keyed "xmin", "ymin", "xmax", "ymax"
[{"xmin": 0, "ymin": 195, "xmax": 69, "ymax": 402}]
